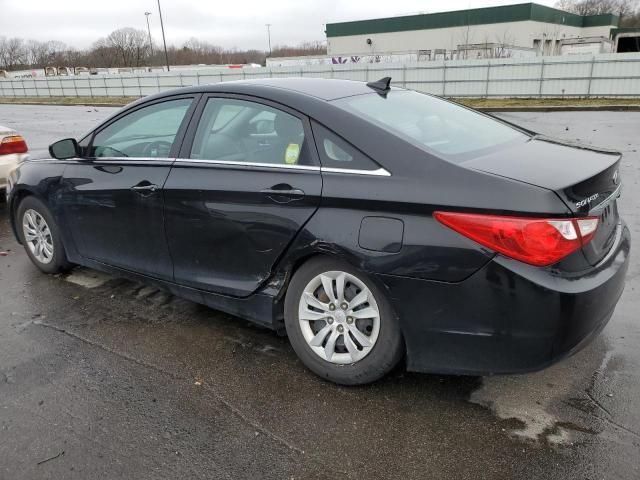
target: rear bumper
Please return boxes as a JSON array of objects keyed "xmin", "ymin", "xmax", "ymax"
[
  {"xmin": 377, "ymin": 221, "xmax": 630, "ymax": 375},
  {"xmin": 0, "ymin": 163, "xmax": 11, "ymax": 189},
  {"xmin": 0, "ymin": 153, "xmax": 24, "ymax": 189}
]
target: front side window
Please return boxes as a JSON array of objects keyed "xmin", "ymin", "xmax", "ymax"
[
  {"xmin": 333, "ymin": 91, "xmax": 528, "ymax": 161},
  {"xmin": 190, "ymin": 98, "xmax": 313, "ymax": 166},
  {"xmin": 91, "ymin": 98, "xmax": 192, "ymax": 158}
]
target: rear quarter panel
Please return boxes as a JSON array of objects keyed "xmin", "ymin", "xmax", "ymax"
[
  {"xmin": 270, "ymin": 94, "xmax": 574, "ymax": 281},
  {"xmin": 276, "ymin": 118, "xmax": 571, "ymax": 285}
]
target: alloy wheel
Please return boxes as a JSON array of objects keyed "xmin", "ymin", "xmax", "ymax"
[{"xmin": 22, "ymin": 209, "xmax": 54, "ymax": 264}]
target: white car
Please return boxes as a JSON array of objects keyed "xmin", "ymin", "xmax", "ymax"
[{"xmin": 0, "ymin": 126, "xmax": 28, "ymax": 192}]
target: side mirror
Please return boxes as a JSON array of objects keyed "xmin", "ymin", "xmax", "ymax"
[{"xmin": 49, "ymin": 138, "xmax": 80, "ymax": 160}]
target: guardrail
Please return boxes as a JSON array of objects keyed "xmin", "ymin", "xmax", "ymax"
[{"xmin": 1, "ymin": 52, "xmax": 640, "ymax": 98}]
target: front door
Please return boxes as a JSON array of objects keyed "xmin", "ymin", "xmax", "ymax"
[
  {"xmin": 61, "ymin": 96, "xmax": 196, "ymax": 280},
  {"xmin": 163, "ymin": 96, "xmax": 322, "ymax": 297}
]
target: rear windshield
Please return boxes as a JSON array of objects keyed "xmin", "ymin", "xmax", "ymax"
[{"xmin": 333, "ymin": 90, "xmax": 528, "ymax": 161}]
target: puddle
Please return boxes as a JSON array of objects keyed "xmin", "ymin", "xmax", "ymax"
[
  {"xmin": 469, "ymin": 376, "xmax": 563, "ymax": 442},
  {"xmin": 63, "ymin": 267, "xmax": 112, "ymax": 288}
]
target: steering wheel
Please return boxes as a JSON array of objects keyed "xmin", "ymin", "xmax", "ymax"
[{"xmin": 141, "ymin": 140, "xmax": 173, "ymax": 157}]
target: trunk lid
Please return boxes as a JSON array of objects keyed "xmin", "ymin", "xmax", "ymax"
[
  {"xmin": 0, "ymin": 127, "xmax": 17, "ymax": 138},
  {"xmin": 461, "ymin": 135, "xmax": 622, "ymax": 266}
]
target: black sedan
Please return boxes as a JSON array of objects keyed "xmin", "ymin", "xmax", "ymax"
[{"xmin": 6, "ymin": 78, "xmax": 630, "ymax": 385}]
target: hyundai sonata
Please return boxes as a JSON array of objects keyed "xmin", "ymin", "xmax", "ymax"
[{"xmin": 6, "ymin": 78, "xmax": 630, "ymax": 385}]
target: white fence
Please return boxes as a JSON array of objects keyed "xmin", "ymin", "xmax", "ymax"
[{"xmin": 2, "ymin": 52, "xmax": 640, "ymax": 99}]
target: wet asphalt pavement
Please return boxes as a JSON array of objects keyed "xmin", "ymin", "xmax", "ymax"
[{"xmin": 0, "ymin": 105, "xmax": 639, "ymax": 479}]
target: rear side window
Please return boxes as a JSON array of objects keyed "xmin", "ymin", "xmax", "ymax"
[
  {"xmin": 211, "ymin": 103, "xmax": 244, "ymax": 130},
  {"xmin": 333, "ymin": 90, "xmax": 528, "ymax": 161},
  {"xmin": 190, "ymin": 98, "xmax": 315, "ymax": 166},
  {"xmin": 311, "ymin": 122, "xmax": 380, "ymax": 171}
]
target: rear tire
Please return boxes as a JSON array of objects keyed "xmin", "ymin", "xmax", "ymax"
[
  {"xmin": 17, "ymin": 196, "xmax": 71, "ymax": 274},
  {"xmin": 284, "ymin": 257, "xmax": 404, "ymax": 385}
]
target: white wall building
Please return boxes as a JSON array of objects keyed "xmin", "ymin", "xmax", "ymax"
[{"xmin": 325, "ymin": 2, "xmax": 619, "ymax": 58}]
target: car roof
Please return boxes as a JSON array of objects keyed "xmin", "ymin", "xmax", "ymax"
[
  {"xmin": 210, "ymin": 78, "xmax": 377, "ymax": 101},
  {"xmin": 100, "ymin": 78, "xmax": 418, "ymax": 175},
  {"xmin": 148, "ymin": 77, "xmax": 400, "ymax": 103}
]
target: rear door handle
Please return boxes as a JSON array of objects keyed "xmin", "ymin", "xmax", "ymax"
[
  {"xmin": 131, "ymin": 182, "xmax": 159, "ymax": 195},
  {"xmin": 260, "ymin": 188, "xmax": 305, "ymax": 197},
  {"xmin": 260, "ymin": 184, "xmax": 305, "ymax": 203}
]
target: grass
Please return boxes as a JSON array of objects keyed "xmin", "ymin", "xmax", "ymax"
[
  {"xmin": 0, "ymin": 96, "xmax": 139, "ymax": 106},
  {"xmin": 1, "ymin": 95, "xmax": 639, "ymax": 109},
  {"xmin": 453, "ymin": 97, "xmax": 640, "ymax": 109}
]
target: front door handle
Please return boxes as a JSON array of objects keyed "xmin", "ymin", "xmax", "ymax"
[
  {"xmin": 131, "ymin": 182, "xmax": 159, "ymax": 195},
  {"xmin": 260, "ymin": 184, "xmax": 305, "ymax": 203}
]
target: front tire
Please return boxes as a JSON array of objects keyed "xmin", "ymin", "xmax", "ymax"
[
  {"xmin": 17, "ymin": 196, "xmax": 71, "ymax": 274},
  {"xmin": 284, "ymin": 257, "xmax": 403, "ymax": 385}
]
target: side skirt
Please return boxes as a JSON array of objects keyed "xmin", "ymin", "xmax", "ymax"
[{"xmin": 75, "ymin": 257, "xmax": 280, "ymax": 330}]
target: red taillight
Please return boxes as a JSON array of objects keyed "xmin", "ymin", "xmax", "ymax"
[
  {"xmin": 434, "ymin": 211, "xmax": 599, "ymax": 267},
  {"xmin": 0, "ymin": 135, "xmax": 28, "ymax": 155}
]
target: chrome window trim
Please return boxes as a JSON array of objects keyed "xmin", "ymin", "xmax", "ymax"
[
  {"xmin": 173, "ymin": 158, "xmax": 391, "ymax": 176},
  {"xmin": 174, "ymin": 158, "xmax": 320, "ymax": 171},
  {"xmin": 321, "ymin": 167, "xmax": 391, "ymax": 177},
  {"xmin": 81, "ymin": 157, "xmax": 175, "ymax": 164}
]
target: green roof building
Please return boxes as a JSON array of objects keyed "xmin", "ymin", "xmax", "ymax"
[{"xmin": 325, "ymin": 3, "xmax": 619, "ymax": 57}]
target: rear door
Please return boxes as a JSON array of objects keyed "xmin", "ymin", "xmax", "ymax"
[
  {"xmin": 163, "ymin": 95, "xmax": 322, "ymax": 297},
  {"xmin": 60, "ymin": 95, "xmax": 197, "ymax": 280}
]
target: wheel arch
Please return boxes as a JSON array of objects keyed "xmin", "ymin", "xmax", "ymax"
[
  {"xmin": 8, "ymin": 187, "xmax": 39, "ymax": 245},
  {"xmin": 280, "ymin": 248, "xmax": 406, "ymax": 384},
  {"xmin": 271, "ymin": 245, "xmax": 401, "ymax": 335}
]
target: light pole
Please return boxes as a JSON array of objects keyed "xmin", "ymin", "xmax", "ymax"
[
  {"xmin": 157, "ymin": 0, "xmax": 170, "ymax": 71},
  {"xmin": 265, "ymin": 24, "xmax": 272, "ymax": 57},
  {"xmin": 144, "ymin": 12, "xmax": 154, "ymax": 65}
]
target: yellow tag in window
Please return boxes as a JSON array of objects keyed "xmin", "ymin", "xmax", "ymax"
[{"xmin": 285, "ymin": 143, "xmax": 301, "ymax": 164}]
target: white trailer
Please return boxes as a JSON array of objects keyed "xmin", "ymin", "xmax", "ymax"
[{"xmin": 559, "ymin": 37, "xmax": 613, "ymax": 55}]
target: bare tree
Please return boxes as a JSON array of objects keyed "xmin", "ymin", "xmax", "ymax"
[
  {"xmin": 26, "ymin": 40, "xmax": 49, "ymax": 66},
  {"xmin": 455, "ymin": 14, "xmax": 474, "ymax": 59},
  {"xmin": 271, "ymin": 41, "xmax": 326, "ymax": 58},
  {"xmin": 556, "ymin": 0, "xmax": 640, "ymax": 24},
  {"xmin": 0, "ymin": 29, "xmax": 328, "ymax": 71},
  {"xmin": 63, "ymin": 48, "xmax": 84, "ymax": 68},
  {"xmin": 0, "ymin": 37, "xmax": 26, "ymax": 70},
  {"xmin": 179, "ymin": 38, "xmax": 223, "ymax": 64},
  {"xmin": 45, "ymin": 41, "xmax": 69, "ymax": 67},
  {"xmin": 105, "ymin": 28, "xmax": 151, "ymax": 67},
  {"xmin": 492, "ymin": 30, "xmax": 517, "ymax": 58},
  {"xmin": 89, "ymin": 38, "xmax": 118, "ymax": 68}
]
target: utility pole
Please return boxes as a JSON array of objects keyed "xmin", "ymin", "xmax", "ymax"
[
  {"xmin": 144, "ymin": 12, "xmax": 154, "ymax": 64},
  {"xmin": 157, "ymin": 0, "xmax": 170, "ymax": 71},
  {"xmin": 265, "ymin": 24, "xmax": 272, "ymax": 57}
]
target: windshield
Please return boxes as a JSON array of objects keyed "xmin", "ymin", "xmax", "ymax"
[{"xmin": 333, "ymin": 90, "xmax": 529, "ymax": 161}]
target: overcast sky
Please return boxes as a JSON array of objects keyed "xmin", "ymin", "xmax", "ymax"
[{"xmin": 1, "ymin": 0, "xmax": 558, "ymax": 50}]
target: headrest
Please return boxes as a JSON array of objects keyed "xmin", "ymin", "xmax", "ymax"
[{"xmin": 275, "ymin": 114, "xmax": 303, "ymax": 140}]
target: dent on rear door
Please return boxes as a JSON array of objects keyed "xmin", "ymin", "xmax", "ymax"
[
  {"xmin": 163, "ymin": 164, "xmax": 322, "ymax": 297},
  {"xmin": 163, "ymin": 94, "xmax": 322, "ymax": 297}
]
